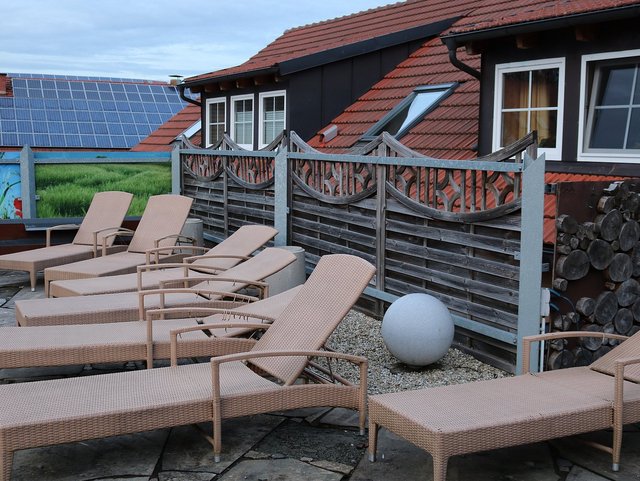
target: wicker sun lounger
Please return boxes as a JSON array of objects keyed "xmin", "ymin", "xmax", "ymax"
[
  {"xmin": 42, "ymin": 194, "xmax": 193, "ymax": 296},
  {"xmin": 0, "ymin": 253, "xmax": 375, "ymax": 481},
  {"xmin": 0, "ymin": 285, "xmax": 301, "ymax": 370},
  {"xmin": 0, "ymin": 191, "xmax": 133, "ymax": 291},
  {"xmin": 48, "ymin": 224, "xmax": 278, "ymax": 298},
  {"xmin": 368, "ymin": 330, "xmax": 640, "ymax": 480},
  {"xmin": 15, "ymin": 247, "xmax": 296, "ymax": 326}
]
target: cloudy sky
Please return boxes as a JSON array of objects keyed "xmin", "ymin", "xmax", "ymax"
[{"xmin": 2, "ymin": 0, "xmax": 395, "ymax": 81}]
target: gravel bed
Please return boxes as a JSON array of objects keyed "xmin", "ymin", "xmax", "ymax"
[{"xmin": 326, "ymin": 310, "xmax": 511, "ymax": 395}]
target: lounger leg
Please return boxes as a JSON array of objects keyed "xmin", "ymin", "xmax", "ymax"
[
  {"xmin": 368, "ymin": 421, "xmax": 379, "ymax": 462},
  {"xmin": 433, "ymin": 455, "xmax": 449, "ymax": 481},
  {"xmin": 30, "ymin": 270, "xmax": 36, "ymax": 292},
  {"xmin": 0, "ymin": 449, "xmax": 12, "ymax": 481},
  {"xmin": 612, "ymin": 422, "xmax": 622, "ymax": 472},
  {"xmin": 213, "ymin": 418, "xmax": 222, "ymax": 463}
]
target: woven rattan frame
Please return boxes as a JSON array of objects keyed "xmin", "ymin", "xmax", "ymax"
[
  {"xmin": 0, "ymin": 191, "xmax": 133, "ymax": 290},
  {"xmin": 0, "ymin": 253, "xmax": 375, "ymax": 480}
]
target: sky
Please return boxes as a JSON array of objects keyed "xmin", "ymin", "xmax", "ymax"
[{"xmin": 2, "ymin": 0, "xmax": 396, "ymax": 81}]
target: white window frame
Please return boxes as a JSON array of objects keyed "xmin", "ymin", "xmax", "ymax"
[
  {"xmin": 578, "ymin": 48, "xmax": 640, "ymax": 163},
  {"xmin": 258, "ymin": 90, "xmax": 286, "ymax": 148},
  {"xmin": 230, "ymin": 94, "xmax": 254, "ymax": 149},
  {"xmin": 204, "ymin": 97, "xmax": 225, "ymax": 147},
  {"xmin": 493, "ymin": 58, "xmax": 565, "ymax": 160}
]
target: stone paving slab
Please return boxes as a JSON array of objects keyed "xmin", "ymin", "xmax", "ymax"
[
  {"xmin": 350, "ymin": 428, "xmax": 560, "ymax": 481},
  {"xmin": 553, "ymin": 430, "xmax": 640, "ymax": 480},
  {"xmin": 12, "ymin": 429, "xmax": 168, "ymax": 481},
  {"xmin": 3, "ymin": 283, "xmax": 45, "ymax": 308},
  {"xmin": 567, "ymin": 466, "xmax": 611, "ymax": 481},
  {"xmin": 161, "ymin": 416, "xmax": 284, "ymax": 474},
  {"xmin": 0, "ymin": 307, "xmax": 16, "ymax": 326},
  {"xmin": 253, "ymin": 418, "xmax": 366, "ymax": 468},
  {"xmin": 217, "ymin": 458, "xmax": 343, "ymax": 481}
]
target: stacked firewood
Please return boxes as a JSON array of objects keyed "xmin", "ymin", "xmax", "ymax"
[{"xmin": 550, "ymin": 180, "xmax": 640, "ymax": 369}]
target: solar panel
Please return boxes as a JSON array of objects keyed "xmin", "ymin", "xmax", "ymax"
[{"xmin": 1, "ymin": 73, "xmax": 194, "ymax": 149}]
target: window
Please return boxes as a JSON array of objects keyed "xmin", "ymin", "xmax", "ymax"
[
  {"xmin": 363, "ymin": 84, "xmax": 457, "ymax": 140},
  {"xmin": 493, "ymin": 59, "xmax": 565, "ymax": 160},
  {"xmin": 259, "ymin": 90, "xmax": 286, "ymax": 147},
  {"xmin": 205, "ymin": 98, "xmax": 225, "ymax": 147},
  {"xmin": 579, "ymin": 49, "xmax": 640, "ymax": 163},
  {"xmin": 231, "ymin": 94, "xmax": 254, "ymax": 148}
]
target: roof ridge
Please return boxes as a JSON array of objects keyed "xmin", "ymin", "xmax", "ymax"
[{"xmin": 281, "ymin": 0, "xmax": 409, "ymax": 34}]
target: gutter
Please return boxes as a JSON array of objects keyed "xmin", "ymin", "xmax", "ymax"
[
  {"xmin": 441, "ymin": 4, "xmax": 640, "ymax": 48},
  {"xmin": 442, "ymin": 37, "xmax": 481, "ymax": 80},
  {"xmin": 177, "ymin": 84, "xmax": 201, "ymax": 107},
  {"xmin": 181, "ymin": 67, "xmax": 279, "ymax": 90}
]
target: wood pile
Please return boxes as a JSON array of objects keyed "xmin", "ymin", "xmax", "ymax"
[{"xmin": 550, "ymin": 180, "xmax": 640, "ymax": 369}]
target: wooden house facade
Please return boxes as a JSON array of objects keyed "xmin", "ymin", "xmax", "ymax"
[{"xmin": 178, "ymin": 1, "xmax": 488, "ymax": 150}]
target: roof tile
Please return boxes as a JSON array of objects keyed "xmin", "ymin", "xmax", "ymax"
[{"xmin": 186, "ymin": 0, "xmax": 488, "ymax": 83}]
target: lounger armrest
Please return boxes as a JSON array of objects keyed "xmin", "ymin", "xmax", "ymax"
[
  {"xmin": 144, "ymin": 244, "xmax": 208, "ymax": 264},
  {"xmin": 45, "ymin": 223, "xmax": 80, "ymax": 246},
  {"xmin": 522, "ymin": 331, "xmax": 629, "ymax": 373},
  {"xmin": 210, "ymin": 350, "xmax": 368, "ymax": 401},
  {"xmin": 146, "ymin": 306, "xmax": 275, "ymax": 322},
  {"xmin": 157, "ymin": 276, "xmax": 268, "ymax": 295},
  {"xmin": 91, "ymin": 226, "xmax": 123, "ymax": 256},
  {"xmin": 145, "ymin": 245, "xmax": 208, "ymax": 260},
  {"xmin": 153, "ymin": 234, "xmax": 195, "ymax": 248},
  {"xmin": 183, "ymin": 254, "xmax": 250, "ymax": 264},
  {"xmin": 168, "ymin": 321, "xmax": 275, "ymax": 366},
  {"xmin": 137, "ymin": 287, "xmax": 258, "ymax": 322},
  {"xmin": 100, "ymin": 228, "xmax": 135, "ymax": 256}
]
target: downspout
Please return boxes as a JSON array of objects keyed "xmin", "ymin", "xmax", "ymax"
[
  {"xmin": 443, "ymin": 37, "xmax": 481, "ymax": 80},
  {"xmin": 178, "ymin": 84, "xmax": 201, "ymax": 107}
]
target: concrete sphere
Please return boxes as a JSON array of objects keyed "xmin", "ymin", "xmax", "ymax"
[{"xmin": 381, "ymin": 293, "xmax": 454, "ymax": 367}]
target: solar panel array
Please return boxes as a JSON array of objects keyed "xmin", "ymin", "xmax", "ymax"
[{"xmin": 0, "ymin": 74, "xmax": 192, "ymax": 149}]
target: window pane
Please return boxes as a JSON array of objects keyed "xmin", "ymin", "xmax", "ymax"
[
  {"xmin": 635, "ymin": 68, "xmax": 640, "ymax": 104},
  {"xmin": 597, "ymin": 65, "xmax": 634, "ymax": 106},
  {"xmin": 626, "ymin": 108, "xmax": 640, "ymax": 149},
  {"xmin": 531, "ymin": 69, "xmax": 559, "ymax": 108},
  {"xmin": 502, "ymin": 111, "xmax": 527, "ymax": 146},
  {"xmin": 590, "ymin": 108, "xmax": 627, "ymax": 148},
  {"xmin": 502, "ymin": 71, "xmax": 529, "ymax": 109},
  {"xmin": 531, "ymin": 110, "xmax": 557, "ymax": 148}
]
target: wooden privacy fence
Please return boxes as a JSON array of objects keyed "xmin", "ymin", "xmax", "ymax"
[{"xmin": 179, "ymin": 132, "xmax": 546, "ymax": 373}]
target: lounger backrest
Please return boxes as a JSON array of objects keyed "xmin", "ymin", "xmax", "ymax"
[
  {"xmin": 127, "ymin": 194, "xmax": 193, "ymax": 253},
  {"xmin": 191, "ymin": 224, "xmax": 277, "ymax": 271},
  {"xmin": 192, "ymin": 247, "xmax": 296, "ymax": 294},
  {"xmin": 72, "ymin": 191, "xmax": 133, "ymax": 246},
  {"xmin": 590, "ymin": 329, "xmax": 640, "ymax": 382},
  {"xmin": 248, "ymin": 254, "xmax": 375, "ymax": 385}
]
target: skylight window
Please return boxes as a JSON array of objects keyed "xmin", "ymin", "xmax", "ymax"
[{"xmin": 363, "ymin": 83, "xmax": 457, "ymax": 140}]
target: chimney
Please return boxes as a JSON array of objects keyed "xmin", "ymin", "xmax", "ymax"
[
  {"xmin": 0, "ymin": 74, "xmax": 7, "ymax": 95},
  {"xmin": 169, "ymin": 74, "xmax": 183, "ymax": 86}
]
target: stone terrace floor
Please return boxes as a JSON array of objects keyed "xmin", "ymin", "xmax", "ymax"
[{"xmin": 1, "ymin": 270, "xmax": 640, "ymax": 480}]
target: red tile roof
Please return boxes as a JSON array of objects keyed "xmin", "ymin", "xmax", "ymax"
[
  {"xmin": 131, "ymin": 104, "xmax": 201, "ymax": 152},
  {"xmin": 186, "ymin": 0, "xmax": 488, "ymax": 84},
  {"xmin": 447, "ymin": 0, "xmax": 640, "ymax": 36},
  {"xmin": 307, "ymin": 37, "xmax": 480, "ymax": 159}
]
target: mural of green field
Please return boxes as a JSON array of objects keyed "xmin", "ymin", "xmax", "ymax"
[{"xmin": 35, "ymin": 163, "xmax": 172, "ymax": 217}]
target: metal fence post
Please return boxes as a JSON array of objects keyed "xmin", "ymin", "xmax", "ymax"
[
  {"xmin": 516, "ymin": 152, "xmax": 546, "ymax": 374},
  {"xmin": 171, "ymin": 145, "xmax": 181, "ymax": 195},
  {"xmin": 19, "ymin": 145, "xmax": 36, "ymax": 219},
  {"xmin": 273, "ymin": 148, "xmax": 289, "ymax": 246}
]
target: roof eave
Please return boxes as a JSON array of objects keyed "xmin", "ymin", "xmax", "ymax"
[
  {"xmin": 279, "ymin": 17, "xmax": 462, "ymax": 76},
  {"xmin": 182, "ymin": 66, "xmax": 279, "ymax": 89},
  {"xmin": 442, "ymin": 4, "xmax": 640, "ymax": 48},
  {"xmin": 183, "ymin": 16, "xmax": 462, "ymax": 88}
]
